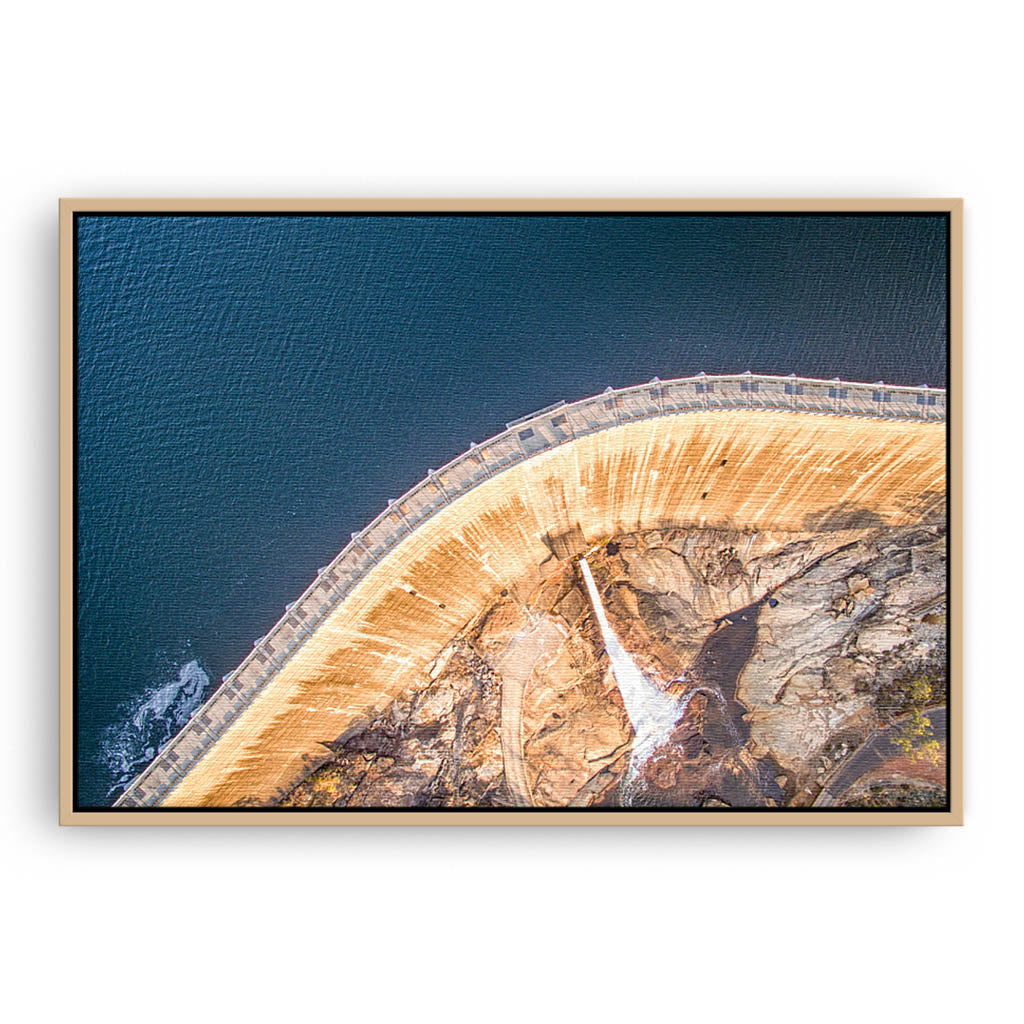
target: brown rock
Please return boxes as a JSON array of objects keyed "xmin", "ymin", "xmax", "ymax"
[
  {"xmin": 556, "ymin": 587, "xmax": 586, "ymax": 626},
  {"xmin": 473, "ymin": 599, "xmax": 531, "ymax": 656},
  {"xmin": 630, "ymin": 548, "xmax": 696, "ymax": 596},
  {"xmin": 649, "ymin": 756, "xmax": 678, "ymax": 789},
  {"xmin": 409, "ymin": 681, "xmax": 457, "ymax": 725},
  {"xmin": 281, "ymin": 521, "xmax": 946, "ymax": 810},
  {"xmin": 823, "ymin": 656, "xmax": 873, "ymax": 697},
  {"xmin": 857, "ymin": 622, "xmax": 912, "ymax": 655}
]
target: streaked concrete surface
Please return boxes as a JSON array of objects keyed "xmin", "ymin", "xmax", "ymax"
[{"xmin": 161, "ymin": 407, "xmax": 945, "ymax": 806}]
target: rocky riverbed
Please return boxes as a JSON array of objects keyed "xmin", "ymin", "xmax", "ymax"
[{"xmin": 280, "ymin": 519, "xmax": 947, "ymax": 809}]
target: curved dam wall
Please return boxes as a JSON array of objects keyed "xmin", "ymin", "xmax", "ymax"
[{"xmin": 114, "ymin": 374, "xmax": 946, "ymax": 808}]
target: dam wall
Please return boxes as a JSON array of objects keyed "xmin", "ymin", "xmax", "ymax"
[{"xmin": 113, "ymin": 373, "xmax": 946, "ymax": 808}]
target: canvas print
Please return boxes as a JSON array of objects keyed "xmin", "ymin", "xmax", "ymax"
[{"xmin": 64, "ymin": 204, "xmax": 956, "ymax": 819}]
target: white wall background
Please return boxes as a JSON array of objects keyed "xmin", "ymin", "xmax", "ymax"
[{"xmin": 2, "ymin": 2, "xmax": 1017, "ymax": 1020}]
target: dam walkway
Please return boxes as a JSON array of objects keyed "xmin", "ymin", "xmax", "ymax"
[{"xmin": 114, "ymin": 372, "xmax": 946, "ymax": 808}]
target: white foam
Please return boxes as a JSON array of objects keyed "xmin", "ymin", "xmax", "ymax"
[{"xmin": 102, "ymin": 659, "xmax": 209, "ymax": 797}]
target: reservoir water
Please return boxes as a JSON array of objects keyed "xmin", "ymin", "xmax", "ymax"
[{"xmin": 74, "ymin": 213, "xmax": 948, "ymax": 806}]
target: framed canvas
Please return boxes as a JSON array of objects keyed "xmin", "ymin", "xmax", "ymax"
[{"xmin": 59, "ymin": 198, "xmax": 963, "ymax": 825}]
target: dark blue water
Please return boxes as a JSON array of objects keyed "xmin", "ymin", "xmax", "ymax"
[{"xmin": 75, "ymin": 214, "xmax": 948, "ymax": 806}]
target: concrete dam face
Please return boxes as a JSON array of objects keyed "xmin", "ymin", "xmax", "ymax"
[{"xmin": 116, "ymin": 375, "xmax": 947, "ymax": 809}]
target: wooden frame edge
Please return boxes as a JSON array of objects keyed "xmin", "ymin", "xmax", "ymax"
[
  {"xmin": 58, "ymin": 197, "xmax": 963, "ymax": 214},
  {"xmin": 60, "ymin": 809, "xmax": 964, "ymax": 826},
  {"xmin": 59, "ymin": 197, "xmax": 964, "ymax": 826},
  {"xmin": 948, "ymin": 198, "xmax": 964, "ymax": 826},
  {"xmin": 60, "ymin": 200, "xmax": 75, "ymax": 826}
]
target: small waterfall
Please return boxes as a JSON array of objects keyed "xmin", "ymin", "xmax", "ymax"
[{"xmin": 579, "ymin": 557, "xmax": 689, "ymax": 774}]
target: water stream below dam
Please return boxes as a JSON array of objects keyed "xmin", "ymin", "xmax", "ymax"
[
  {"xmin": 580, "ymin": 553, "xmax": 799, "ymax": 807},
  {"xmin": 579, "ymin": 557, "xmax": 693, "ymax": 778}
]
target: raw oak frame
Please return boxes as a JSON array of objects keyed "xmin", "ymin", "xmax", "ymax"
[{"xmin": 58, "ymin": 197, "xmax": 964, "ymax": 826}]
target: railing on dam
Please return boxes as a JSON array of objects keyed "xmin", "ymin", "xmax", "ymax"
[{"xmin": 113, "ymin": 372, "xmax": 946, "ymax": 807}]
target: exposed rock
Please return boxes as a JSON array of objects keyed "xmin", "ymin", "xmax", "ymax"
[
  {"xmin": 427, "ymin": 643, "xmax": 456, "ymax": 680},
  {"xmin": 409, "ymin": 679, "xmax": 458, "ymax": 725},
  {"xmin": 630, "ymin": 547, "xmax": 699, "ymax": 596},
  {"xmin": 281, "ymin": 520, "xmax": 947, "ymax": 809},
  {"xmin": 857, "ymin": 623, "xmax": 912, "ymax": 655},
  {"xmin": 473, "ymin": 600, "xmax": 531, "ymax": 656},
  {"xmin": 824, "ymin": 656, "xmax": 874, "ymax": 696},
  {"xmin": 786, "ymin": 669, "xmax": 825, "ymax": 700},
  {"xmin": 555, "ymin": 586, "xmax": 586, "ymax": 626},
  {"xmin": 749, "ymin": 700, "xmax": 870, "ymax": 775}
]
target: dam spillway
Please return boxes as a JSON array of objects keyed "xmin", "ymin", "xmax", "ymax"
[
  {"xmin": 113, "ymin": 373, "xmax": 947, "ymax": 808},
  {"xmin": 578, "ymin": 556, "xmax": 689, "ymax": 775}
]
